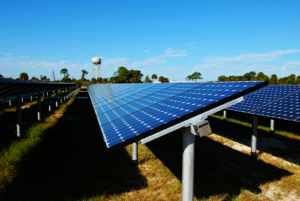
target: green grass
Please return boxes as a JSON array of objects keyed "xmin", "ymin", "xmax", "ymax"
[{"xmin": 0, "ymin": 90, "xmax": 299, "ymax": 200}]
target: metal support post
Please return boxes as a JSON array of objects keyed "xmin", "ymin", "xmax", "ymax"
[
  {"xmin": 17, "ymin": 97, "xmax": 22, "ymax": 137},
  {"xmin": 63, "ymin": 89, "xmax": 66, "ymax": 101},
  {"xmin": 56, "ymin": 90, "xmax": 59, "ymax": 107},
  {"xmin": 60, "ymin": 89, "xmax": 63, "ymax": 103},
  {"xmin": 37, "ymin": 93, "xmax": 41, "ymax": 121},
  {"xmin": 251, "ymin": 116, "xmax": 258, "ymax": 157},
  {"xmin": 49, "ymin": 91, "xmax": 52, "ymax": 112},
  {"xmin": 30, "ymin": 96, "xmax": 33, "ymax": 101},
  {"xmin": 132, "ymin": 142, "xmax": 138, "ymax": 164},
  {"xmin": 42, "ymin": 93, "xmax": 44, "ymax": 97},
  {"xmin": 21, "ymin": 97, "xmax": 24, "ymax": 103},
  {"xmin": 181, "ymin": 128, "xmax": 195, "ymax": 201},
  {"xmin": 270, "ymin": 119, "xmax": 275, "ymax": 134},
  {"xmin": 223, "ymin": 110, "xmax": 227, "ymax": 121},
  {"xmin": 46, "ymin": 92, "xmax": 48, "ymax": 97},
  {"xmin": 9, "ymin": 100, "xmax": 11, "ymax": 107}
]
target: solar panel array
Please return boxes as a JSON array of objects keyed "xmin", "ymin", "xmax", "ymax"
[
  {"xmin": 88, "ymin": 81, "xmax": 266, "ymax": 152},
  {"xmin": 227, "ymin": 85, "xmax": 300, "ymax": 121}
]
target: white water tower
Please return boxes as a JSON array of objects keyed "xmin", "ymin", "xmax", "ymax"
[{"xmin": 92, "ymin": 57, "xmax": 101, "ymax": 80}]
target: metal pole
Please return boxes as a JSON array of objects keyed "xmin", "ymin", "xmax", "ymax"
[
  {"xmin": 223, "ymin": 110, "xmax": 227, "ymax": 121},
  {"xmin": 37, "ymin": 93, "xmax": 41, "ymax": 121},
  {"xmin": 17, "ymin": 97, "xmax": 22, "ymax": 137},
  {"xmin": 96, "ymin": 64, "xmax": 98, "ymax": 80},
  {"xmin": 132, "ymin": 142, "xmax": 138, "ymax": 165},
  {"xmin": 49, "ymin": 91, "xmax": 52, "ymax": 112},
  {"xmin": 56, "ymin": 90, "xmax": 59, "ymax": 107},
  {"xmin": 63, "ymin": 89, "xmax": 66, "ymax": 101},
  {"xmin": 21, "ymin": 97, "xmax": 24, "ymax": 103},
  {"xmin": 9, "ymin": 100, "xmax": 11, "ymax": 107},
  {"xmin": 270, "ymin": 119, "xmax": 275, "ymax": 134},
  {"xmin": 60, "ymin": 89, "xmax": 63, "ymax": 103},
  {"xmin": 251, "ymin": 116, "xmax": 258, "ymax": 157},
  {"xmin": 30, "ymin": 96, "xmax": 33, "ymax": 101},
  {"xmin": 181, "ymin": 128, "xmax": 195, "ymax": 201}
]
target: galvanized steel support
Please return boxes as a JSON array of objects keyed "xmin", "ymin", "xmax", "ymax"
[
  {"xmin": 56, "ymin": 90, "xmax": 59, "ymax": 107},
  {"xmin": 30, "ymin": 96, "xmax": 33, "ymax": 101},
  {"xmin": 270, "ymin": 119, "xmax": 275, "ymax": 134},
  {"xmin": 251, "ymin": 116, "xmax": 258, "ymax": 157},
  {"xmin": 9, "ymin": 100, "xmax": 11, "ymax": 107},
  {"xmin": 223, "ymin": 110, "xmax": 227, "ymax": 120},
  {"xmin": 181, "ymin": 128, "xmax": 195, "ymax": 201},
  {"xmin": 63, "ymin": 89, "xmax": 66, "ymax": 101},
  {"xmin": 60, "ymin": 89, "xmax": 63, "ymax": 103},
  {"xmin": 132, "ymin": 142, "xmax": 138, "ymax": 165},
  {"xmin": 21, "ymin": 97, "xmax": 24, "ymax": 103},
  {"xmin": 17, "ymin": 97, "xmax": 22, "ymax": 137},
  {"xmin": 37, "ymin": 93, "xmax": 41, "ymax": 121},
  {"xmin": 49, "ymin": 91, "xmax": 52, "ymax": 112}
]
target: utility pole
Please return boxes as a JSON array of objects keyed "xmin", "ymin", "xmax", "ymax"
[
  {"xmin": 131, "ymin": 55, "xmax": 132, "ymax": 70},
  {"xmin": 53, "ymin": 70, "xmax": 55, "ymax": 81}
]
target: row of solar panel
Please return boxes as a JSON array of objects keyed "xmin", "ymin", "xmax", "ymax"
[
  {"xmin": 227, "ymin": 85, "xmax": 300, "ymax": 122},
  {"xmin": 88, "ymin": 81, "xmax": 266, "ymax": 149}
]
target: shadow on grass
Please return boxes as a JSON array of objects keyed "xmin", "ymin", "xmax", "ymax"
[
  {"xmin": 208, "ymin": 115, "xmax": 300, "ymax": 165},
  {"xmin": 0, "ymin": 98, "xmax": 147, "ymax": 200},
  {"xmin": 0, "ymin": 96, "xmax": 61, "ymax": 152},
  {"xmin": 145, "ymin": 130, "xmax": 291, "ymax": 200}
]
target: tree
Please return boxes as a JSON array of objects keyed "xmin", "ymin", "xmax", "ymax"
[
  {"xmin": 60, "ymin": 68, "xmax": 68, "ymax": 78},
  {"xmin": 158, "ymin": 76, "xmax": 165, "ymax": 82},
  {"xmin": 191, "ymin": 72, "xmax": 203, "ymax": 82},
  {"xmin": 133, "ymin": 70, "xmax": 143, "ymax": 83},
  {"xmin": 97, "ymin": 77, "xmax": 103, "ymax": 83},
  {"xmin": 163, "ymin": 78, "xmax": 169, "ymax": 83},
  {"xmin": 103, "ymin": 78, "xmax": 108, "ymax": 84},
  {"xmin": 270, "ymin": 74, "xmax": 278, "ymax": 84},
  {"xmin": 152, "ymin": 74, "xmax": 157, "ymax": 82},
  {"xmin": 81, "ymin": 70, "xmax": 88, "ymax": 81},
  {"xmin": 186, "ymin": 75, "xmax": 194, "ymax": 81},
  {"xmin": 0, "ymin": 73, "xmax": 3, "ymax": 79},
  {"xmin": 20, "ymin": 72, "xmax": 29, "ymax": 81},
  {"xmin": 31, "ymin": 77, "xmax": 38, "ymax": 81},
  {"xmin": 243, "ymin": 71, "xmax": 256, "ymax": 80},
  {"xmin": 218, "ymin": 75, "xmax": 226, "ymax": 82},
  {"xmin": 144, "ymin": 75, "xmax": 151, "ymax": 83},
  {"xmin": 256, "ymin": 72, "xmax": 266, "ymax": 80}
]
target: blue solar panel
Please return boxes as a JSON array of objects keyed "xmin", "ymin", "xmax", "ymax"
[
  {"xmin": 228, "ymin": 85, "xmax": 300, "ymax": 113},
  {"xmin": 88, "ymin": 81, "xmax": 267, "ymax": 152},
  {"xmin": 250, "ymin": 90, "xmax": 300, "ymax": 120}
]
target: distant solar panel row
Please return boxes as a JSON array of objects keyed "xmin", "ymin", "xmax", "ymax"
[
  {"xmin": 88, "ymin": 81, "xmax": 267, "ymax": 152},
  {"xmin": 227, "ymin": 85, "xmax": 300, "ymax": 121}
]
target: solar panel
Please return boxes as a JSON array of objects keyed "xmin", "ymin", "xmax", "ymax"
[
  {"xmin": 88, "ymin": 81, "xmax": 267, "ymax": 152},
  {"xmin": 228, "ymin": 85, "xmax": 300, "ymax": 113},
  {"xmin": 250, "ymin": 90, "xmax": 300, "ymax": 120}
]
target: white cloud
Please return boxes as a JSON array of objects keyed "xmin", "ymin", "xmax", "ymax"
[
  {"xmin": 204, "ymin": 49, "xmax": 300, "ymax": 65},
  {"xmin": 145, "ymin": 49, "xmax": 150, "ymax": 52},
  {"xmin": 0, "ymin": 52, "xmax": 12, "ymax": 56},
  {"xmin": 281, "ymin": 61, "xmax": 300, "ymax": 71},
  {"xmin": 132, "ymin": 48, "xmax": 188, "ymax": 69},
  {"xmin": 19, "ymin": 55, "xmax": 28, "ymax": 58},
  {"xmin": 187, "ymin": 42, "xmax": 195, "ymax": 48},
  {"xmin": 190, "ymin": 57, "xmax": 193, "ymax": 60}
]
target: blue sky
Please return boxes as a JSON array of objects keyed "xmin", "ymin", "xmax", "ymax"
[{"xmin": 0, "ymin": 0, "xmax": 299, "ymax": 81}]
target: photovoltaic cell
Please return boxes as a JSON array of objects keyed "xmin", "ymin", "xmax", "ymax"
[
  {"xmin": 228, "ymin": 85, "xmax": 300, "ymax": 113},
  {"xmin": 250, "ymin": 90, "xmax": 300, "ymax": 120},
  {"xmin": 88, "ymin": 81, "xmax": 267, "ymax": 152}
]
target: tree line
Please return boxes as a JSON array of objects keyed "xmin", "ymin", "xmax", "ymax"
[{"xmin": 218, "ymin": 71, "xmax": 300, "ymax": 84}]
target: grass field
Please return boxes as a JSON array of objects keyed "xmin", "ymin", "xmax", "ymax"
[{"xmin": 0, "ymin": 89, "xmax": 299, "ymax": 200}]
